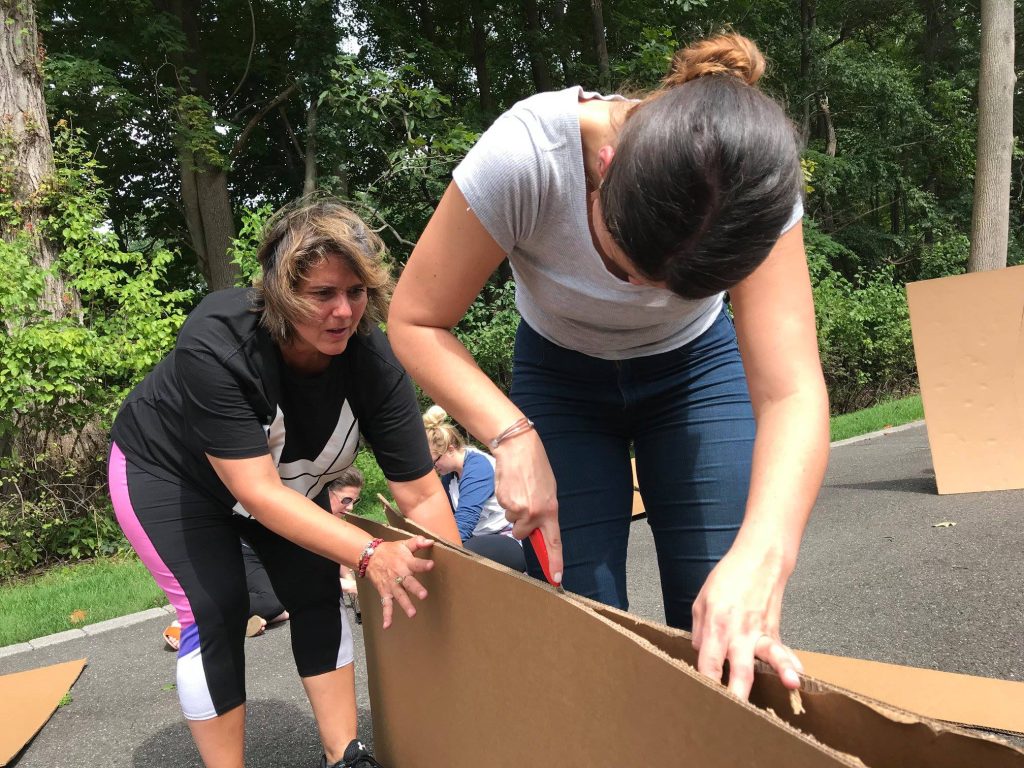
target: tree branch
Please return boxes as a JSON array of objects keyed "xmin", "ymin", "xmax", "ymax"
[
  {"xmin": 230, "ymin": 81, "xmax": 299, "ymax": 159},
  {"xmin": 224, "ymin": 0, "xmax": 257, "ymax": 107}
]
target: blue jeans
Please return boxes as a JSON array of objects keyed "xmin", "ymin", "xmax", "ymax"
[{"xmin": 510, "ymin": 309, "xmax": 754, "ymax": 630}]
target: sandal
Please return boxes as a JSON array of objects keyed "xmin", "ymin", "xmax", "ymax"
[
  {"xmin": 163, "ymin": 620, "xmax": 181, "ymax": 651},
  {"xmin": 245, "ymin": 615, "xmax": 267, "ymax": 638}
]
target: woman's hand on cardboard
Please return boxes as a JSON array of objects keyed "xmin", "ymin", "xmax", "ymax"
[
  {"xmin": 492, "ymin": 429, "xmax": 563, "ymax": 586},
  {"xmin": 365, "ymin": 536, "xmax": 435, "ymax": 629},
  {"xmin": 690, "ymin": 540, "xmax": 803, "ymax": 701}
]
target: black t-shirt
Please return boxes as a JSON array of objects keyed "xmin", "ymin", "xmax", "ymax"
[{"xmin": 111, "ymin": 288, "xmax": 431, "ymax": 510}]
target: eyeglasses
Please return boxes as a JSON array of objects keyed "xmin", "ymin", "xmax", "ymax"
[
  {"xmin": 431, "ymin": 454, "xmax": 442, "ymax": 467},
  {"xmin": 338, "ymin": 496, "xmax": 360, "ymax": 507}
]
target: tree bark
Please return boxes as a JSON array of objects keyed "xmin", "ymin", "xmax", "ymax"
[
  {"xmin": 161, "ymin": 0, "xmax": 239, "ymax": 290},
  {"xmin": 0, "ymin": 0, "xmax": 79, "ymax": 319},
  {"xmin": 589, "ymin": 0, "xmax": 611, "ymax": 91},
  {"xmin": 522, "ymin": 0, "xmax": 552, "ymax": 92},
  {"xmin": 968, "ymin": 0, "xmax": 1015, "ymax": 273},
  {"xmin": 800, "ymin": 0, "xmax": 817, "ymax": 140},
  {"xmin": 468, "ymin": 0, "xmax": 495, "ymax": 114},
  {"xmin": 303, "ymin": 100, "xmax": 318, "ymax": 197}
]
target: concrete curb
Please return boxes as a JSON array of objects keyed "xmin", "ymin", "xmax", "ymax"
[
  {"xmin": 0, "ymin": 604, "xmax": 175, "ymax": 659},
  {"xmin": 2, "ymin": 422, "xmax": 929, "ymax": 658},
  {"xmin": 829, "ymin": 419, "xmax": 925, "ymax": 448}
]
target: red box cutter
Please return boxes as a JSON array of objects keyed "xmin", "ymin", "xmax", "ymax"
[{"xmin": 529, "ymin": 529, "xmax": 565, "ymax": 593}]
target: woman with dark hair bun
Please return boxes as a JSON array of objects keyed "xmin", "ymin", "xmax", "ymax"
[{"xmin": 389, "ymin": 33, "xmax": 829, "ymax": 702}]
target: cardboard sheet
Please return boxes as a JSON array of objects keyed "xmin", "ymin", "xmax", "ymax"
[
  {"xmin": 357, "ymin": 514, "xmax": 1024, "ymax": 767},
  {"xmin": 0, "ymin": 658, "xmax": 86, "ymax": 766},
  {"xmin": 794, "ymin": 650, "xmax": 1024, "ymax": 736},
  {"xmin": 906, "ymin": 266, "xmax": 1024, "ymax": 494}
]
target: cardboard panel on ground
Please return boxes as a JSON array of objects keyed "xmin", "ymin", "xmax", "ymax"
[
  {"xmin": 0, "ymin": 658, "xmax": 86, "ymax": 767},
  {"xmin": 357, "ymin": 514, "xmax": 1024, "ymax": 767},
  {"xmin": 906, "ymin": 265, "xmax": 1024, "ymax": 494}
]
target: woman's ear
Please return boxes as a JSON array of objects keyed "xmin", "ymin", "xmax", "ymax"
[{"xmin": 597, "ymin": 145, "xmax": 616, "ymax": 179}]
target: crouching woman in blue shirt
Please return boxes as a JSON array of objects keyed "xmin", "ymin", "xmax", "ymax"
[{"xmin": 423, "ymin": 406, "xmax": 526, "ymax": 572}]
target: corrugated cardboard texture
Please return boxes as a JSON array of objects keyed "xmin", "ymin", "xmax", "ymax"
[
  {"xmin": 906, "ymin": 266, "xmax": 1024, "ymax": 494},
  {"xmin": 354, "ymin": 516, "xmax": 1024, "ymax": 767},
  {"xmin": 0, "ymin": 658, "xmax": 86, "ymax": 766},
  {"xmin": 794, "ymin": 650, "xmax": 1024, "ymax": 736}
]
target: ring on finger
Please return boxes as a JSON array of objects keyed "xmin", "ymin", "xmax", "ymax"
[
  {"xmin": 394, "ymin": 575, "xmax": 405, "ymax": 585},
  {"xmin": 380, "ymin": 596, "xmax": 393, "ymax": 606}
]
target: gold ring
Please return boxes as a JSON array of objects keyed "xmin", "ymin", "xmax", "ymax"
[{"xmin": 395, "ymin": 575, "xmax": 405, "ymax": 585}]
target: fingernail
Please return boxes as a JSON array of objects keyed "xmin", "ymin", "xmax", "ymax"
[
  {"xmin": 784, "ymin": 669, "xmax": 800, "ymax": 685},
  {"xmin": 553, "ymin": 571, "xmax": 562, "ymax": 584}
]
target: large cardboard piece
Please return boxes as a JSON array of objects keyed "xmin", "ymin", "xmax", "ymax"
[
  {"xmin": 0, "ymin": 658, "xmax": 86, "ymax": 766},
  {"xmin": 906, "ymin": 266, "xmax": 1024, "ymax": 494},
  {"xmin": 357, "ymin": 514, "xmax": 1024, "ymax": 767},
  {"xmin": 794, "ymin": 650, "xmax": 1024, "ymax": 736}
]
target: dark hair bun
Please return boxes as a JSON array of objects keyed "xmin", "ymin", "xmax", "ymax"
[{"xmin": 664, "ymin": 33, "xmax": 765, "ymax": 88}]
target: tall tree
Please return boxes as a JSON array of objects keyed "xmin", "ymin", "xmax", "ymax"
[
  {"xmin": 589, "ymin": 0, "xmax": 611, "ymax": 91},
  {"xmin": 968, "ymin": 0, "xmax": 1015, "ymax": 272},
  {"xmin": 0, "ymin": 0, "xmax": 78, "ymax": 318}
]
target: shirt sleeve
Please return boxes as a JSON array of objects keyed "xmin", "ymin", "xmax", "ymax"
[
  {"xmin": 452, "ymin": 108, "xmax": 547, "ymax": 253},
  {"xmin": 781, "ymin": 196, "xmax": 804, "ymax": 235},
  {"xmin": 175, "ymin": 347, "xmax": 269, "ymax": 459},
  {"xmin": 453, "ymin": 453, "xmax": 495, "ymax": 542}
]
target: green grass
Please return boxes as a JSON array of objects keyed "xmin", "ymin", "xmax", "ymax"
[
  {"xmin": 0, "ymin": 555, "xmax": 166, "ymax": 647},
  {"xmin": 830, "ymin": 394, "xmax": 923, "ymax": 442}
]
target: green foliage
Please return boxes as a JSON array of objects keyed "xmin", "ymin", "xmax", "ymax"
[
  {"xmin": 454, "ymin": 279, "xmax": 520, "ymax": 395},
  {"xmin": 0, "ymin": 123, "xmax": 192, "ymax": 576},
  {"xmin": 353, "ymin": 448, "xmax": 389, "ymax": 524},
  {"xmin": 804, "ymin": 222, "xmax": 916, "ymax": 412},
  {"xmin": 229, "ymin": 203, "xmax": 276, "ymax": 285}
]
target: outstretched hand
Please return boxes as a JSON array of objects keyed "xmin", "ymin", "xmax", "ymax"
[
  {"xmin": 492, "ymin": 430, "xmax": 563, "ymax": 585},
  {"xmin": 364, "ymin": 536, "xmax": 435, "ymax": 629},
  {"xmin": 691, "ymin": 541, "xmax": 802, "ymax": 700}
]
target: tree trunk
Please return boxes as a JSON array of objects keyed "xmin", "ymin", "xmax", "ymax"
[
  {"xmin": 0, "ymin": 0, "xmax": 80, "ymax": 319},
  {"xmin": 800, "ymin": 0, "xmax": 817, "ymax": 140},
  {"xmin": 179, "ymin": 149, "xmax": 237, "ymax": 290},
  {"xmin": 589, "ymin": 0, "xmax": 611, "ymax": 91},
  {"xmin": 468, "ymin": 0, "xmax": 495, "ymax": 114},
  {"xmin": 522, "ymin": 0, "xmax": 552, "ymax": 92},
  {"xmin": 304, "ymin": 100, "xmax": 318, "ymax": 197},
  {"xmin": 968, "ymin": 0, "xmax": 1015, "ymax": 273},
  {"xmin": 161, "ymin": 0, "xmax": 239, "ymax": 290}
]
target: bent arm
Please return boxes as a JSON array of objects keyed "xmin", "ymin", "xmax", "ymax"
[
  {"xmin": 691, "ymin": 221, "xmax": 830, "ymax": 699},
  {"xmin": 389, "ymin": 181, "xmax": 563, "ymax": 576},
  {"xmin": 208, "ymin": 453, "xmax": 379, "ymax": 566},
  {"xmin": 388, "ymin": 182, "xmax": 522, "ymax": 443},
  {"xmin": 729, "ymin": 221, "xmax": 830, "ymax": 569}
]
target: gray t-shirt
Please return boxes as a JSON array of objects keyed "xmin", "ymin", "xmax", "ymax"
[{"xmin": 453, "ymin": 86, "xmax": 803, "ymax": 360}]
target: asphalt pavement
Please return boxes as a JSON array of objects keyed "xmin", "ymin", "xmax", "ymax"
[{"xmin": 2, "ymin": 422, "xmax": 1022, "ymax": 766}]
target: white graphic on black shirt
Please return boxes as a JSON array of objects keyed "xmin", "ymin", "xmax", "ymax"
[{"xmin": 232, "ymin": 400, "xmax": 359, "ymax": 517}]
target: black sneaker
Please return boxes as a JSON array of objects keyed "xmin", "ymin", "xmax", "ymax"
[{"xmin": 319, "ymin": 739, "xmax": 384, "ymax": 768}]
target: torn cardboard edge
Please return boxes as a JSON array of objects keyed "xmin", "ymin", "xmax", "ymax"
[
  {"xmin": 0, "ymin": 657, "xmax": 87, "ymax": 767},
  {"xmin": 377, "ymin": 497, "xmax": 1024, "ymax": 737},
  {"xmin": 362, "ymin": 507, "xmax": 1024, "ymax": 767}
]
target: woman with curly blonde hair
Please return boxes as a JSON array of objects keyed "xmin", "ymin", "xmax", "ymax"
[
  {"xmin": 109, "ymin": 200, "xmax": 459, "ymax": 768},
  {"xmin": 390, "ymin": 33, "xmax": 828, "ymax": 703}
]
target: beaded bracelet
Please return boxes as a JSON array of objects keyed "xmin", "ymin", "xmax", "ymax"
[
  {"xmin": 357, "ymin": 537, "xmax": 384, "ymax": 578},
  {"xmin": 489, "ymin": 417, "xmax": 535, "ymax": 450}
]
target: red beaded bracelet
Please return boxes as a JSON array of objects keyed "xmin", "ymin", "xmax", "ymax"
[{"xmin": 357, "ymin": 537, "xmax": 384, "ymax": 578}]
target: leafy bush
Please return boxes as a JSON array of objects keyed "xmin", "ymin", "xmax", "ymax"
[
  {"xmin": 805, "ymin": 221, "xmax": 917, "ymax": 412},
  {"xmin": 0, "ymin": 123, "xmax": 191, "ymax": 575},
  {"xmin": 454, "ymin": 279, "xmax": 520, "ymax": 394}
]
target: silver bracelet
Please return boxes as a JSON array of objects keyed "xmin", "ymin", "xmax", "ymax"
[{"xmin": 489, "ymin": 417, "xmax": 535, "ymax": 450}]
